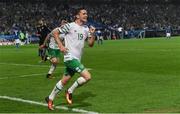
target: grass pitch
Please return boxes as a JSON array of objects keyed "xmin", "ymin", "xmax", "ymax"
[{"xmin": 1, "ymin": 37, "xmax": 180, "ymax": 113}]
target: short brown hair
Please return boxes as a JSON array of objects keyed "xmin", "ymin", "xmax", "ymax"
[{"xmin": 74, "ymin": 7, "xmax": 86, "ymax": 20}]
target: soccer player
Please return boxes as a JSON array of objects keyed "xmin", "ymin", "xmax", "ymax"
[
  {"xmin": 96, "ymin": 29, "xmax": 103, "ymax": 45},
  {"xmin": 36, "ymin": 19, "xmax": 51, "ymax": 62},
  {"xmin": 45, "ymin": 8, "xmax": 96, "ymax": 110},
  {"xmin": 40, "ymin": 20, "xmax": 68, "ymax": 79},
  {"xmin": 14, "ymin": 37, "xmax": 21, "ymax": 48},
  {"xmin": 166, "ymin": 26, "xmax": 172, "ymax": 39},
  {"xmin": 14, "ymin": 31, "xmax": 21, "ymax": 48}
]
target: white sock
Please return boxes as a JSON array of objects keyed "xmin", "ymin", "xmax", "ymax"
[
  {"xmin": 49, "ymin": 80, "xmax": 63, "ymax": 100},
  {"xmin": 48, "ymin": 64, "xmax": 56, "ymax": 74},
  {"xmin": 68, "ymin": 77, "xmax": 86, "ymax": 94}
]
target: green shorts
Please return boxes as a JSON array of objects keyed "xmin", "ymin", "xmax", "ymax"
[
  {"xmin": 48, "ymin": 48, "xmax": 61, "ymax": 58},
  {"xmin": 64, "ymin": 59, "xmax": 85, "ymax": 76}
]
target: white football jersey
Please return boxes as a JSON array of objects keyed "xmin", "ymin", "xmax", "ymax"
[
  {"xmin": 58, "ymin": 22, "xmax": 89, "ymax": 61},
  {"xmin": 48, "ymin": 28, "xmax": 65, "ymax": 49}
]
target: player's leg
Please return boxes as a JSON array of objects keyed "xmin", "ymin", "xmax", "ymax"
[
  {"xmin": 166, "ymin": 33, "xmax": 170, "ymax": 39},
  {"xmin": 65, "ymin": 59, "xmax": 91, "ymax": 104},
  {"xmin": 38, "ymin": 48, "xmax": 41, "ymax": 56},
  {"xmin": 46, "ymin": 48, "xmax": 61, "ymax": 78},
  {"xmin": 46, "ymin": 74, "xmax": 71, "ymax": 110},
  {"xmin": 40, "ymin": 49, "xmax": 44, "ymax": 59},
  {"xmin": 47, "ymin": 57, "xmax": 59, "ymax": 78},
  {"xmin": 42, "ymin": 47, "xmax": 48, "ymax": 61},
  {"xmin": 46, "ymin": 66, "xmax": 74, "ymax": 110},
  {"xmin": 169, "ymin": 33, "xmax": 171, "ymax": 39},
  {"xmin": 100, "ymin": 37, "xmax": 103, "ymax": 45},
  {"xmin": 49, "ymin": 75, "xmax": 71, "ymax": 100},
  {"xmin": 67, "ymin": 69, "xmax": 91, "ymax": 93},
  {"xmin": 66, "ymin": 69, "xmax": 91, "ymax": 104},
  {"xmin": 16, "ymin": 43, "xmax": 19, "ymax": 48},
  {"xmin": 97, "ymin": 36, "xmax": 100, "ymax": 45}
]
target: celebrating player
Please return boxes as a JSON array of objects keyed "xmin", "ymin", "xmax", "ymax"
[{"xmin": 45, "ymin": 8, "xmax": 95, "ymax": 110}]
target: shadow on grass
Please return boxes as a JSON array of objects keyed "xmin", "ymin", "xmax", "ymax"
[{"xmin": 56, "ymin": 91, "xmax": 96, "ymax": 109}]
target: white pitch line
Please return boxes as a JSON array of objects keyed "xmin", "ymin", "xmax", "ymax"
[
  {"xmin": 0, "ymin": 95, "xmax": 98, "ymax": 114},
  {"xmin": 0, "ymin": 63, "xmax": 63, "ymax": 68},
  {"xmin": 0, "ymin": 62, "xmax": 92, "ymax": 70},
  {"xmin": 0, "ymin": 73, "xmax": 46, "ymax": 80}
]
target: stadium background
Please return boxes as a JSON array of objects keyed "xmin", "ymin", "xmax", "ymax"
[
  {"xmin": 1, "ymin": 0, "xmax": 180, "ymax": 43},
  {"xmin": 1, "ymin": 0, "xmax": 180, "ymax": 113}
]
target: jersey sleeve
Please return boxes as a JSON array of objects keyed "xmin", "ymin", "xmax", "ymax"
[{"xmin": 58, "ymin": 23, "xmax": 71, "ymax": 34}]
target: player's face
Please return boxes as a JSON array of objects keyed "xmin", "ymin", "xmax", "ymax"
[{"xmin": 78, "ymin": 10, "xmax": 88, "ymax": 23}]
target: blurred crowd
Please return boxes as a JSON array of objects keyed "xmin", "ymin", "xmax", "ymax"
[
  {"xmin": 87, "ymin": 3, "xmax": 180, "ymax": 30},
  {"xmin": 1, "ymin": 0, "xmax": 180, "ymax": 36}
]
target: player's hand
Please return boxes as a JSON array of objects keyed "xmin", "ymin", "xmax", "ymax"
[
  {"xmin": 39, "ymin": 44, "xmax": 45, "ymax": 49},
  {"xmin": 59, "ymin": 46, "xmax": 68, "ymax": 54},
  {"xmin": 89, "ymin": 26, "xmax": 96, "ymax": 34}
]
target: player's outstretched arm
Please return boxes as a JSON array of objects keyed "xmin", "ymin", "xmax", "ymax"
[{"xmin": 88, "ymin": 26, "xmax": 96, "ymax": 47}]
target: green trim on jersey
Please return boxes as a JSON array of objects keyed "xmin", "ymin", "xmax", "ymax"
[
  {"xmin": 48, "ymin": 48, "xmax": 61, "ymax": 58},
  {"xmin": 64, "ymin": 59, "xmax": 85, "ymax": 76},
  {"xmin": 59, "ymin": 23, "xmax": 70, "ymax": 34}
]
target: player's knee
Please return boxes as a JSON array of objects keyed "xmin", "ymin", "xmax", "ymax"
[
  {"xmin": 61, "ymin": 76, "xmax": 71, "ymax": 85},
  {"xmin": 61, "ymin": 79, "xmax": 67, "ymax": 85},
  {"xmin": 51, "ymin": 58, "xmax": 58, "ymax": 64},
  {"xmin": 61, "ymin": 78, "xmax": 69, "ymax": 85},
  {"xmin": 84, "ymin": 73, "xmax": 91, "ymax": 81},
  {"xmin": 81, "ymin": 70, "xmax": 91, "ymax": 81},
  {"xmin": 54, "ymin": 59, "xmax": 59, "ymax": 64}
]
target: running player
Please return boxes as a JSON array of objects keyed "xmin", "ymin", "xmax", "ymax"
[
  {"xmin": 40, "ymin": 20, "xmax": 67, "ymax": 78},
  {"xmin": 45, "ymin": 8, "xmax": 95, "ymax": 110}
]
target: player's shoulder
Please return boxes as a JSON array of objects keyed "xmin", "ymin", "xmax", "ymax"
[
  {"xmin": 83, "ymin": 24, "xmax": 89, "ymax": 29},
  {"xmin": 68, "ymin": 22, "xmax": 76, "ymax": 27},
  {"xmin": 61, "ymin": 22, "xmax": 72, "ymax": 30},
  {"xmin": 82, "ymin": 24, "xmax": 89, "ymax": 31}
]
